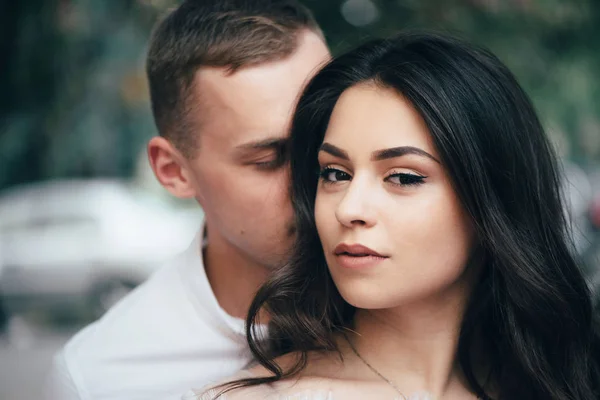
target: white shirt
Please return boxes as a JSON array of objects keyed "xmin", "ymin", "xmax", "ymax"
[{"xmin": 46, "ymin": 233, "xmax": 254, "ymax": 400}]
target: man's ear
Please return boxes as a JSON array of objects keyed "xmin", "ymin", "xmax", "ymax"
[{"xmin": 147, "ymin": 136, "xmax": 196, "ymax": 199}]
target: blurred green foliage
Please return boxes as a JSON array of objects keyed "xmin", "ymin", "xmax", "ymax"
[{"xmin": 0, "ymin": 0, "xmax": 598, "ymax": 190}]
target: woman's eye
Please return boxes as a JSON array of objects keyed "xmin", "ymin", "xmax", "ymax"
[
  {"xmin": 386, "ymin": 173, "xmax": 426, "ymax": 186},
  {"xmin": 319, "ymin": 167, "xmax": 351, "ymax": 183}
]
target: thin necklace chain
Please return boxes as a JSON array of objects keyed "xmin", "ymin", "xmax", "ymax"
[
  {"xmin": 345, "ymin": 335, "xmax": 482, "ymax": 400},
  {"xmin": 346, "ymin": 335, "xmax": 411, "ymax": 399}
]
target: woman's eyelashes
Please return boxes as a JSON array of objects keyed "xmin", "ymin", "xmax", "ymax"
[
  {"xmin": 384, "ymin": 170, "xmax": 427, "ymax": 187},
  {"xmin": 319, "ymin": 166, "xmax": 351, "ymax": 184},
  {"xmin": 318, "ymin": 166, "xmax": 427, "ymax": 187}
]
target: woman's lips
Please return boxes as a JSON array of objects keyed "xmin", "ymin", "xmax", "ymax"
[{"xmin": 333, "ymin": 243, "xmax": 389, "ymax": 269}]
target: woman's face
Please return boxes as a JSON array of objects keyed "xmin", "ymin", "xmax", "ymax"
[{"xmin": 315, "ymin": 83, "xmax": 474, "ymax": 310}]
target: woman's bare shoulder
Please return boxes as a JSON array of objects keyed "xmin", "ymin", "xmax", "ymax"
[
  {"xmin": 183, "ymin": 369, "xmax": 270, "ymax": 400},
  {"xmin": 184, "ymin": 369, "xmax": 277, "ymax": 400},
  {"xmin": 247, "ymin": 348, "xmax": 347, "ymax": 378},
  {"xmin": 243, "ymin": 351, "xmax": 359, "ymax": 396},
  {"xmin": 186, "ymin": 350, "xmax": 355, "ymax": 400},
  {"xmin": 184, "ymin": 386, "xmax": 274, "ymax": 400}
]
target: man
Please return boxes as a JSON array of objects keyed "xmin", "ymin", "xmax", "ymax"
[{"xmin": 46, "ymin": 1, "xmax": 330, "ymax": 399}]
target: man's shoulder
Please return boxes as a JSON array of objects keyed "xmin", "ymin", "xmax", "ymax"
[
  {"xmin": 47, "ymin": 259, "xmax": 193, "ymax": 399},
  {"xmin": 63, "ymin": 255, "xmax": 206, "ymax": 361},
  {"xmin": 62, "ymin": 261, "xmax": 184, "ymax": 357},
  {"xmin": 52, "ymin": 249, "xmax": 248, "ymax": 399}
]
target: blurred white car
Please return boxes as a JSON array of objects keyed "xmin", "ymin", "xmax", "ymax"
[{"xmin": 0, "ymin": 179, "xmax": 202, "ymax": 318}]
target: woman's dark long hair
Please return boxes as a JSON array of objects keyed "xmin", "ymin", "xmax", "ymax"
[{"xmin": 221, "ymin": 32, "xmax": 600, "ymax": 399}]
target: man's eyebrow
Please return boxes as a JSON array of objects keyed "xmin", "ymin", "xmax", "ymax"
[
  {"xmin": 371, "ymin": 146, "xmax": 440, "ymax": 163},
  {"xmin": 235, "ymin": 137, "xmax": 288, "ymax": 151}
]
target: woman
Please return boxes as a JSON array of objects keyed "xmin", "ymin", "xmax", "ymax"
[{"xmin": 193, "ymin": 32, "xmax": 600, "ymax": 399}]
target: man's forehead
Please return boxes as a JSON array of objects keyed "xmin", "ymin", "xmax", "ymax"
[
  {"xmin": 193, "ymin": 73, "xmax": 295, "ymax": 147},
  {"xmin": 191, "ymin": 33, "xmax": 329, "ymax": 148},
  {"xmin": 195, "ymin": 66, "xmax": 301, "ymax": 111}
]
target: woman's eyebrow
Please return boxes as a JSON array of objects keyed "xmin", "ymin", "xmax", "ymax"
[{"xmin": 319, "ymin": 142, "xmax": 439, "ymax": 164}]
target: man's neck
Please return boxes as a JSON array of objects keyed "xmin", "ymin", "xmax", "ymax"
[{"xmin": 203, "ymin": 230, "xmax": 270, "ymax": 320}]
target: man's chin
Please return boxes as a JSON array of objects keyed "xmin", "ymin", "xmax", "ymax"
[{"xmin": 264, "ymin": 247, "xmax": 295, "ymax": 270}]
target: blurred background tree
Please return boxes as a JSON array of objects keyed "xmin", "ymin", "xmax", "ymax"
[{"xmin": 1, "ymin": 0, "xmax": 598, "ymax": 191}]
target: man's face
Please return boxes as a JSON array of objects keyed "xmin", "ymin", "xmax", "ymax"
[{"xmin": 186, "ymin": 30, "xmax": 330, "ymax": 269}]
